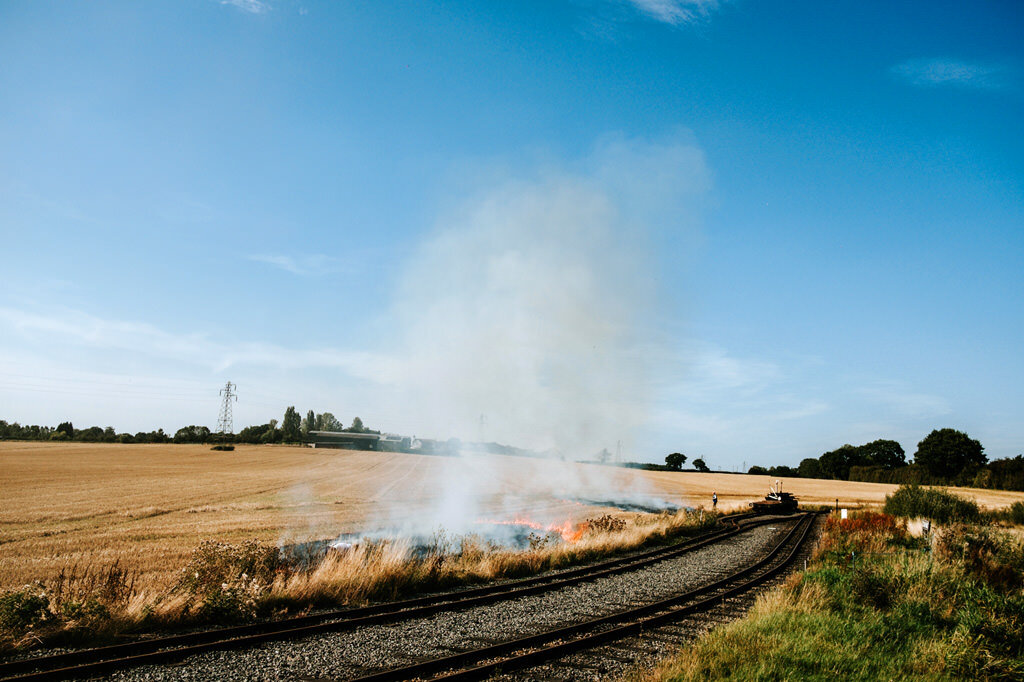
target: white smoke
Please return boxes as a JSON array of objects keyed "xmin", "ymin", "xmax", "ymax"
[
  {"xmin": 385, "ymin": 132, "xmax": 709, "ymax": 457},
  {"xmin": 346, "ymin": 133, "xmax": 711, "ymax": 542}
]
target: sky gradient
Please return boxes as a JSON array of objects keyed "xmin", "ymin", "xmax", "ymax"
[{"xmin": 1, "ymin": 0, "xmax": 1022, "ymax": 468}]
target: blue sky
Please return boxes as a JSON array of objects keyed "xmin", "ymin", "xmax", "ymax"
[{"xmin": 1, "ymin": 0, "xmax": 1021, "ymax": 468}]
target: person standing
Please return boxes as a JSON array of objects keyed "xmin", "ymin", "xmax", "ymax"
[{"xmin": 712, "ymin": 491, "xmax": 718, "ymax": 509}]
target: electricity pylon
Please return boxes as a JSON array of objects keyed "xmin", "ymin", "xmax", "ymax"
[{"xmin": 217, "ymin": 381, "xmax": 237, "ymax": 436}]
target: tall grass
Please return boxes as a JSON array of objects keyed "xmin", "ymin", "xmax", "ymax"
[
  {"xmin": 637, "ymin": 510, "xmax": 1024, "ymax": 681},
  {"xmin": 0, "ymin": 508, "xmax": 719, "ymax": 654}
]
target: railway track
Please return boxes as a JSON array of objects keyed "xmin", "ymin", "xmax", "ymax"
[
  {"xmin": 0, "ymin": 511, "xmax": 782, "ymax": 682},
  {"xmin": 343, "ymin": 511, "xmax": 818, "ymax": 682}
]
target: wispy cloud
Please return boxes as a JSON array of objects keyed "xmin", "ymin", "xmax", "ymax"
[
  {"xmin": 622, "ymin": 0, "xmax": 724, "ymax": 25},
  {"xmin": 892, "ymin": 58, "xmax": 1010, "ymax": 90},
  {"xmin": 855, "ymin": 381, "xmax": 951, "ymax": 419},
  {"xmin": 247, "ymin": 254, "xmax": 343, "ymax": 276},
  {"xmin": 0, "ymin": 306, "xmax": 396, "ymax": 380},
  {"xmin": 220, "ymin": 0, "xmax": 270, "ymax": 14}
]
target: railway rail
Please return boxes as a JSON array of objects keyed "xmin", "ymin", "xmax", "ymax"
[
  {"xmin": 0, "ymin": 510, "xmax": 795, "ymax": 682},
  {"xmin": 351, "ymin": 511, "xmax": 818, "ymax": 682}
]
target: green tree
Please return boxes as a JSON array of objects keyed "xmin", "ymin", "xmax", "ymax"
[
  {"xmin": 282, "ymin": 407, "xmax": 301, "ymax": 442},
  {"xmin": 860, "ymin": 439, "xmax": 906, "ymax": 469},
  {"xmin": 348, "ymin": 416, "xmax": 365, "ymax": 433},
  {"xmin": 914, "ymin": 428, "xmax": 986, "ymax": 480},
  {"xmin": 302, "ymin": 410, "xmax": 316, "ymax": 436},
  {"xmin": 748, "ymin": 465, "xmax": 769, "ymax": 475},
  {"xmin": 260, "ymin": 419, "xmax": 280, "ymax": 444},
  {"xmin": 665, "ymin": 452, "xmax": 687, "ymax": 471},
  {"xmin": 797, "ymin": 457, "xmax": 823, "ymax": 479},
  {"xmin": 173, "ymin": 425, "xmax": 211, "ymax": 444},
  {"xmin": 319, "ymin": 412, "xmax": 342, "ymax": 432},
  {"xmin": 56, "ymin": 421, "xmax": 74, "ymax": 439},
  {"xmin": 75, "ymin": 426, "xmax": 104, "ymax": 442},
  {"xmin": 819, "ymin": 444, "xmax": 860, "ymax": 480},
  {"xmin": 692, "ymin": 458, "xmax": 710, "ymax": 472}
]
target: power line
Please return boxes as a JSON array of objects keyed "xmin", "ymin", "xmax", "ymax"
[{"xmin": 217, "ymin": 381, "xmax": 237, "ymax": 435}]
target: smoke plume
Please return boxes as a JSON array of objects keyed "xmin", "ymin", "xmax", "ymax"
[{"xmin": 349, "ymin": 133, "xmax": 710, "ymax": 542}]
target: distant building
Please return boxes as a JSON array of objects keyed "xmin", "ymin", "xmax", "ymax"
[{"xmin": 306, "ymin": 430, "xmax": 381, "ymax": 450}]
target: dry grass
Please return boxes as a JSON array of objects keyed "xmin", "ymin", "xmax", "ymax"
[
  {"xmin": 0, "ymin": 504, "xmax": 716, "ymax": 652},
  {"xmin": 3, "ymin": 441, "xmax": 1023, "ymax": 597},
  {"xmin": 266, "ymin": 509, "xmax": 711, "ymax": 609}
]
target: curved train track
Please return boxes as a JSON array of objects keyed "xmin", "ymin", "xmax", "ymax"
[
  {"xmin": 350, "ymin": 511, "xmax": 817, "ymax": 681},
  {"xmin": 0, "ymin": 510, "xmax": 813, "ymax": 681}
]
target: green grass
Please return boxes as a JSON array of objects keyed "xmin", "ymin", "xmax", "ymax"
[{"xmin": 642, "ymin": 512, "xmax": 1024, "ymax": 682}]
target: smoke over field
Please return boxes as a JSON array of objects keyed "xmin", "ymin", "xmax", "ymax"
[
  {"xmin": 5, "ymin": 442, "xmax": 1022, "ymax": 594},
  {"xmin": 347, "ymin": 136, "xmax": 712, "ymax": 542},
  {"xmin": 386, "ymin": 134, "xmax": 708, "ymax": 456}
]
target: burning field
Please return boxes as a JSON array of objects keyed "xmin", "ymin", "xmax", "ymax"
[
  {"xmin": 0, "ymin": 441, "xmax": 688, "ymax": 594},
  {"xmin": 4, "ymin": 440, "xmax": 1024, "ymax": 597},
  {"xmin": 4, "ymin": 440, "xmax": 1024, "ymax": 651}
]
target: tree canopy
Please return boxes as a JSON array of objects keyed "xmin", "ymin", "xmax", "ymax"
[
  {"xmin": 665, "ymin": 452, "xmax": 687, "ymax": 470},
  {"xmin": 914, "ymin": 428, "xmax": 986, "ymax": 479},
  {"xmin": 797, "ymin": 457, "xmax": 822, "ymax": 479},
  {"xmin": 319, "ymin": 412, "xmax": 343, "ymax": 432},
  {"xmin": 282, "ymin": 406, "xmax": 301, "ymax": 442}
]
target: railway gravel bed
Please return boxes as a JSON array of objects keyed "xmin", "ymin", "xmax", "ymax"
[
  {"xmin": 492, "ymin": 514, "xmax": 825, "ymax": 682},
  {"xmin": 104, "ymin": 516, "xmax": 802, "ymax": 682}
]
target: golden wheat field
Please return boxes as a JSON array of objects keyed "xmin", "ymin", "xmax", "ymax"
[{"xmin": 2, "ymin": 441, "xmax": 1023, "ymax": 593}]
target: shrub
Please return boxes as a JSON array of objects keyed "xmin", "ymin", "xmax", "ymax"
[
  {"xmin": 177, "ymin": 539, "xmax": 283, "ymax": 596},
  {"xmin": 935, "ymin": 524, "xmax": 1023, "ymax": 590},
  {"xmin": 1009, "ymin": 501, "xmax": 1024, "ymax": 525},
  {"xmin": 0, "ymin": 587, "xmax": 50, "ymax": 641},
  {"xmin": 210, "ymin": 444, "xmax": 234, "ymax": 451},
  {"xmin": 818, "ymin": 511, "xmax": 911, "ymax": 556},
  {"xmin": 585, "ymin": 514, "xmax": 627, "ymax": 535},
  {"xmin": 175, "ymin": 540, "xmax": 285, "ymax": 624},
  {"xmin": 883, "ymin": 485, "xmax": 980, "ymax": 524},
  {"xmin": 59, "ymin": 598, "xmax": 109, "ymax": 624},
  {"xmin": 827, "ymin": 511, "xmax": 905, "ymax": 536}
]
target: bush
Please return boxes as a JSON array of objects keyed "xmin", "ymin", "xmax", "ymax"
[
  {"xmin": 1009, "ymin": 501, "xmax": 1024, "ymax": 525},
  {"xmin": 883, "ymin": 485, "xmax": 980, "ymax": 524},
  {"xmin": 177, "ymin": 539, "xmax": 283, "ymax": 595},
  {"xmin": 935, "ymin": 524, "xmax": 1024, "ymax": 590},
  {"xmin": 210, "ymin": 444, "xmax": 234, "ymax": 451},
  {"xmin": 59, "ymin": 598, "xmax": 109, "ymax": 624},
  {"xmin": 176, "ymin": 540, "xmax": 285, "ymax": 624},
  {"xmin": 0, "ymin": 587, "xmax": 50, "ymax": 640},
  {"xmin": 584, "ymin": 514, "xmax": 627, "ymax": 535}
]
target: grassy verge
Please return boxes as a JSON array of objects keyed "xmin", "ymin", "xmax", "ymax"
[
  {"xmin": 639, "ymin": 508, "xmax": 1024, "ymax": 681},
  {"xmin": 0, "ymin": 508, "xmax": 724, "ymax": 655}
]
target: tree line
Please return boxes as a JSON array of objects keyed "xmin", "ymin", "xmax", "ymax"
[
  {"xmin": 0, "ymin": 408, "xmax": 373, "ymax": 446},
  {"xmin": 748, "ymin": 428, "xmax": 1024, "ymax": 492}
]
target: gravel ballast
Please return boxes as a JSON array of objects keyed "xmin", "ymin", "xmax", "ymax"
[{"xmin": 107, "ymin": 518, "xmax": 801, "ymax": 682}]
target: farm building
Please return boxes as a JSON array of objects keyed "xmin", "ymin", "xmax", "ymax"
[{"xmin": 306, "ymin": 430, "xmax": 381, "ymax": 450}]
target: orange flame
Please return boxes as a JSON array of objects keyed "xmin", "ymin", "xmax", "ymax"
[{"xmin": 475, "ymin": 515, "xmax": 589, "ymax": 543}]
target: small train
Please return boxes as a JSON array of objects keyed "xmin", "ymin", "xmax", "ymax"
[{"xmin": 750, "ymin": 480, "xmax": 799, "ymax": 514}]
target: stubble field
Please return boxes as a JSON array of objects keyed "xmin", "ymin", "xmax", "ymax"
[{"xmin": 3, "ymin": 441, "xmax": 1023, "ymax": 593}]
